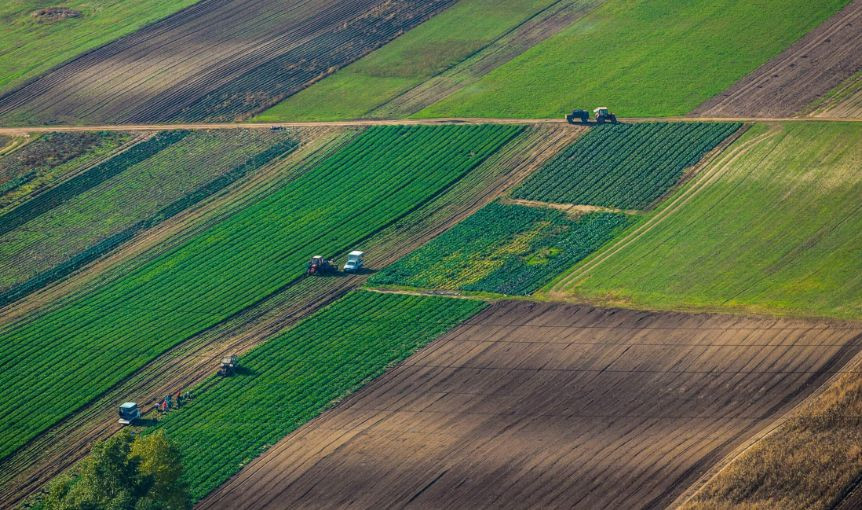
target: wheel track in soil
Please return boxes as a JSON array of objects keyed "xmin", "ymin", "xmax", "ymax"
[{"xmin": 0, "ymin": 124, "xmax": 580, "ymax": 509}]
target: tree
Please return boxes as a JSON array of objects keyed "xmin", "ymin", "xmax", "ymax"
[{"xmin": 38, "ymin": 432, "xmax": 191, "ymax": 510}]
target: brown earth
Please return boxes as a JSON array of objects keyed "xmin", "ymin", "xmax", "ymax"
[
  {"xmin": 808, "ymin": 72, "xmax": 862, "ymax": 118},
  {"xmin": 198, "ymin": 301, "xmax": 862, "ymax": 510},
  {"xmin": 0, "ymin": 0, "xmax": 456, "ymax": 125},
  {"xmin": 30, "ymin": 8, "xmax": 81, "ymax": 23},
  {"xmin": 693, "ymin": 0, "xmax": 862, "ymax": 117},
  {"xmin": 0, "ymin": 125, "xmax": 581, "ymax": 508}
]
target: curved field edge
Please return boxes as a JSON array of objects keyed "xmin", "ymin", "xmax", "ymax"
[
  {"xmin": 0, "ymin": 0, "xmax": 200, "ymax": 95},
  {"xmin": 678, "ymin": 343, "xmax": 862, "ymax": 510},
  {"xmin": 546, "ymin": 122, "xmax": 862, "ymax": 321},
  {"xmin": 415, "ymin": 0, "xmax": 850, "ymax": 119},
  {"xmin": 252, "ymin": 0, "xmax": 572, "ymax": 122},
  {"xmin": 0, "ymin": 124, "xmax": 521, "ymax": 464},
  {"xmin": 0, "ymin": 124, "xmax": 571, "ymax": 507}
]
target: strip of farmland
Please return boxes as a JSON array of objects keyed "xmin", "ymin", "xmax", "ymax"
[
  {"xmin": 198, "ymin": 301, "xmax": 862, "ymax": 509},
  {"xmin": 0, "ymin": 0, "xmax": 456, "ymax": 125},
  {"xmin": 512, "ymin": 122, "xmax": 740, "ymax": 210},
  {"xmin": 369, "ymin": 201, "xmax": 631, "ymax": 295},
  {"xmin": 0, "ymin": 125, "xmax": 578, "ymax": 508},
  {"xmin": 0, "ymin": 124, "xmax": 520, "ymax": 462},
  {"xmin": 0, "ymin": 129, "xmax": 299, "ymax": 306},
  {"xmin": 693, "ymin": 0, "xmax": 862, "ymax": 117}
]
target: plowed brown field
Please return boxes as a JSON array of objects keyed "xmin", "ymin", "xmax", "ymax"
[
  {"xmin": 693, "ymin": 0, "xmax": 862, "ymax": 117},
  {"xmin": 0, "ymin": 0, "xmax": 454, "ymax": 125},
  {"xmin": 199, "ymin": 301, "xmax": 862, "ymax": 510}
]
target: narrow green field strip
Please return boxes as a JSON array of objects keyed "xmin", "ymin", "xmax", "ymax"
[
  {"xmin": 252, "ymin": 0, "xmax": 560, "ymax": 122},
  {"xmin": 0, "ymin": 131, "xmax": 188, "ymax": 236},
  {"xmin": 0, "ymin": 135, "xmax": 299, "ymax": 308},
  {"xmin": 370, "ymin": 201, "xmax": 631, "ymax": 295},
  {"xmin": 0, "ymin": 124, "xmax": 521, "ymax": 462},
  {"xmin": 549, "ymin": 122, "xmax": 862, "ymax": 320},
  {"xmin": 0, "ymin": 131, "xmax": 133, "ymax": 214},
  {"xmin": 417, "ymin": 0, "xmax": 849, "ymax": 118},
  {"xmin": 0, "ymin": 0, "xmax": 200, "ymax": 95},
  {"xmin": 152, "ymin": 291, "xmax": 485, "ymax": 500},
  {"xmin": 513, "ymin": 123, "xmax": 740, "ymax": 210}
]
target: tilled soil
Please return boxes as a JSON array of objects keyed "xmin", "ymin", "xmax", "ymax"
[
  {"xmin": 198, "ymin": 301, "xmax": 862, "ymax": 510},
  {"xmin": 692, "ymin": 0, "xmax": 862, "ymax": 117},
  {"xmin": 0, "ymin": 0, "xmax": 455, "ymax": 125}
]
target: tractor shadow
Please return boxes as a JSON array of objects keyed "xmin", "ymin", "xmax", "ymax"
[
  {"xmin": 134, "ymin": 418, "xmax": 159, "ymax": 427},
  {"xmin": 233, "ymin": 365, "xmax": 257, "ymax": 377}
]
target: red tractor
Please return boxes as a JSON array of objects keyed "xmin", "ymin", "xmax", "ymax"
[{"xmin": 307, "ymin": 255, "xmax": 337, "ymax": 275}]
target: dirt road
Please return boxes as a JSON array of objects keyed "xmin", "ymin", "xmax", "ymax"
[
  {"xmin": 1, "ymin": 115, "xmax": 861, "ymax": 136},
  {"xmin": 198, "ymin": 301, "xmax": 862, "ymax": 510}
]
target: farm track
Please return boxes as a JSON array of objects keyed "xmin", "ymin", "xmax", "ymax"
[
  {"xmin": 198, "ymin": 301, "xmax": 862, "ymax": 510},
  {"xmin": 0, "ymin": 115, "xmax": 861, "ymax": 137},
  {"xmin": 693, "ymin": 0, "xmax": 862, "ymax": 117},
  {"xmin": 0, "ymin": 125, "xmax": 578, "ymax": 508},
  {"xmin": 0, "ymin": 0, "xmax": 456, "ymax": 125}
]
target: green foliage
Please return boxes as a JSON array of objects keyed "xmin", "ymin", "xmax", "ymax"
[
  {"xmin": 555, "ymin": 122, "xmax": 862, "ymax": 320},
  {"xmin": 513, "ymin": 123, "xmax": 740, "ymax": 209},
  {"xmin": 0, "ymin": 132, "xmax": 132, "ymax": 214},
  {"xmin": 253, "ymin": 0, "xmax": 558, "ymax": 122},
  {"xmin": 0, "ymin": 137, "xmax": 298, "ymax": 308},
  {"xmin": 0, "ymin": 131, "xmax": 190, "ymax": 236},
  {"xmin": 0, "ymin": 0, "xmax": 199, "ymax": 94},
  {"xmin": 0, "ymin": 124, "xmax": 520, "ymax": 462},
  {"xmin": 154, "ymin": 291, "xmax": 484, "ymax": 500},
  {"xmin": 370, "ymin": 202, "xmax": 632, "ymax": 295},
  {"xmin": 37, "ymin": 431, "xmax": 190, "ymax": 510},
  {"xmin": 418, "ymin": 0, "xmax": 849, "ymax": 118}
]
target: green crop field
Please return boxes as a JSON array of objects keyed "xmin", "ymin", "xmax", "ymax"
[
  {"xmin": 370, "ymin": 201, "xmax": 631, "ymax": 295},
  {"xmin": 0, "ymin": 129, "xmax": 299, "ymax": 306},
  {"xmin": 0, "ymin": 132, "xmax": 133, "ymax": 215},
  {"xmin": 549, "ymin": 122, "xmax": 862, "ymax": 320},
  {"xmin": 512, "ymin": 123, "xmax": 740, "ymax": 210},
  {"xmin": 253, "ymin": 0, "xmax": 559, "ymax": 122},
  {"xmin": 0, "ymin": 124, "xmax": 520, "ymax": 462},
  {"xmin": 0, "ymin": 0, "xmax": 199, "ymax": 95},
  {"xmin": 153, "ymin": 290, "xmax": 484, "ymax": 500},
  {"xmin": 417, "ymin": 0, "xmax": 849, "ymax": 118}
]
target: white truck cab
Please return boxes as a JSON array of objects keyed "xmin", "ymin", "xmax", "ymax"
[{"xmin": 343, "ymin": 251, "xmax": 364, "ymax": 273}]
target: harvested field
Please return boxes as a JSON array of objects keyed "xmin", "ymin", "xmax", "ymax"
[
  {"xmin": 0, "ymin": 0, "xmax": 456, "ymax": 125},
  {"xmin": 199, "ymin": 301, "xmax": 862, "ymax": 510},
  {"xmin": 0, "ymin": 125, "xmax": 577, "ymax": 508},
  {"xmin": 693, "ymin": 0, "xmax": 862, "ymax": 117}
]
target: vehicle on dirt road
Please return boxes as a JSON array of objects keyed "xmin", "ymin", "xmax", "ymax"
[
  {"xmin": 565, "ymin": 109, "xmax": 590, "ymax": 124},
  {"xmin": 594, "ymin": 106, "xmax": 618, "ymax": 124},
  {"xmin": 218, "ymin": 355, "xmax": 238, "ymax": 377},
  {"xmin": 307, "ymin": 255, "xmax": 337, "ymax": 275},
  {"xmin": 118, "ymin": 402, "xmax": 141, "ymax": 425},
  {"xmin": 343, "ymin": 251, "xmax": 364, "ymax": 273}
]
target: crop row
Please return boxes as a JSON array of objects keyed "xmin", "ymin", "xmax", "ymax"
[
  {"xmin": 513, "ymin": 123, "xmax": 741, "ymax": 210},
  {"xmin": 370, "ymin": 201, "xmax": 632, "ymax": 295},
  {"xmin": 0, "ymin": 132, "xmax": 132, "ymax": 215},
  {"xmin": 0, "ymin": 129, "xmax": 298, "ymax": 293},
  {"xmin": 154, "ymin": 290, "xmax": 484, "ymax": 500},
  {"xmin": 0, "ymin": 136, "xmax": 299, "ymax": 308},
  {"xmin": 0, "ymin": 124, "xmax": 521, "ymax": 461}
]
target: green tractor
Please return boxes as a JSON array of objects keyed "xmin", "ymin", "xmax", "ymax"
[{"xmin": 593, "ymin": 107, "xmax": 618, "ymax": 124}]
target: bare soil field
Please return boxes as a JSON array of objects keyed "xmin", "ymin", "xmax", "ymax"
[
  {"xmin": 0, "ymin": 125, "xmax": 579, "ymax": 508},
  {"xmin": 808, "ymin": 71, "xmax": 862, "ymax": 118},
  {"xmin": 0, "ymin": 0, "xmax": 455, "ymax": 125},
  {"xmin": 693, "ymin": 0, "xmax": 862, "ymax": 117},
  {"xmin": 198, "ymin": 301, "xmax": 862, "ymax": 510}
]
